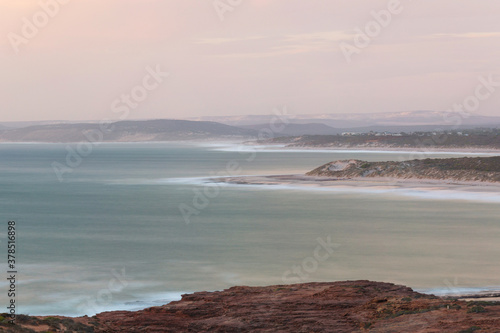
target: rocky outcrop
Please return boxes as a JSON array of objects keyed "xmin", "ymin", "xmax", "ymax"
[
  {"xmin": 306, "ymin": 156, "xmax": 500, "ymax": 182},
  {"xmin": 2, "ymin": 280, "xmax": 500, "ymax": 332}
]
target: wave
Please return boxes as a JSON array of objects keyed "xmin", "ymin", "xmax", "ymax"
[
  {"xmin": 18, "ymin": 291, "xmax": 185, "ymax": 317},
  {"xmin": 151, "ymin": 176, "xmax": 500, "ymax": 203},
  {"xmin": 156, "ymin": 176, "xmax": 219, "ymax": 186},
  {"xmin": 156, "ymin": 175, "xmax": 264, "ymax": 186},
  {"xmin": 203, "ymin": 143, "xmax": 500, "ymax": 156},
  {"xmin": 418, "ymin": 286, "xmax": 500, "ymax": 297}
]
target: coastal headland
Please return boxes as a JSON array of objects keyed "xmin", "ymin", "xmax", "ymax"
[{"xmin": 2, "ymin": 280, "xmax": 500, "ymax": 332}]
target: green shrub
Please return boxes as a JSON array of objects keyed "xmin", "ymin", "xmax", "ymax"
[
  {"xmin": 467, "ymin": 306, "xmax": 486, "ymax": 313},
  {"xmin": 459, "ymin": 326, "xmax": 481, "ymax": 333},
  {"xmin": 467, "ymin": 301, "xmax": 500, "ymax": 307}
]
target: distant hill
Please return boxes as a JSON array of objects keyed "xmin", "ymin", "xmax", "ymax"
[
  {"xmin": 241, "ymin": 123, "xmax": 338, "ymax": 136},
  {"xmin": 0, "ymin": 119, "xmax": 258, "ymax": 143},
  {"xmin": 5, "ymin": 111, "xmax": 500, "ymax": 139},
  {"xmin": 5, "ymin": 111, "xmax": 500, "ymax": 142},
  {"xmin": 0, "ymin": 120, "xmax": 94, "ymax": 129},
  {"xmin": 189, "ymin": 111, "xmax": 500, "ymax": 131},
  {"xmin": 307, "ymin": 156, "xmax": 500, "ymax": 183}
]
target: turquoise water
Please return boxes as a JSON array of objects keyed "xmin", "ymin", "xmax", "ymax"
[{"xmin": 1, "ymin": 142, "xmax": 500, "ymax": 316}]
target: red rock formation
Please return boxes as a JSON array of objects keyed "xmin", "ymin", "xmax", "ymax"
[{"xmin": 2, "ymin": 280, "xmax": 500, "ymax": 332}]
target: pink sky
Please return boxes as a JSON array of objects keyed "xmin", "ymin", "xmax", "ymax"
[{"xmin": 1, "ymin": 0, "xmax": 500, "ymax": 121}]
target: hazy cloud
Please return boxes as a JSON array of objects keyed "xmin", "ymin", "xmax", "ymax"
[{"xmin": 430, "ymin": 32, "xmax": 500, "ymax": 39}]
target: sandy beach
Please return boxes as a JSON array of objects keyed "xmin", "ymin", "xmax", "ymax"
[
  {"xmin": 214, "ymin": 174, "xmax": 500, "ymax": 191},
  {"xmin": 211, "ymin": 174, "xmax": 500, "ymax": 204}
]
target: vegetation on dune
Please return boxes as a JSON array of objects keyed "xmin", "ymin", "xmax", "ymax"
[{"xmin": 306, "ymin": 156, "xmax": 500, "ymax": 182}]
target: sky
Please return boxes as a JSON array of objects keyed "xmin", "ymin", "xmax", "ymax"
[{"xmin": 1, "ymin": 0, "xmax": 500, "ymax": 122}]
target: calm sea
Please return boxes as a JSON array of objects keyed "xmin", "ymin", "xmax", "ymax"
[{"xmin": 1, "ymin": 142, "xmax": 500, "ymax": 316}]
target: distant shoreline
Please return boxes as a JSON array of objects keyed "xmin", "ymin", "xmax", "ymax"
[
  {"xmin": 1, "ymin": 140, "xmax": 498, "ymax": 150},
  {"xmin": 281, "ymin": 145, "xmax": 500, "ymax": 154},
  {"xmin": 213, "ymin": 174, "xmax": 500, "ymax": 188},
  {"xmin": 246, "ymin": 142, "xmax": 500, "ymax": 154},
  {"xmin": 2, "ymin": 140, "xmax": 500, "ymax": 158}
]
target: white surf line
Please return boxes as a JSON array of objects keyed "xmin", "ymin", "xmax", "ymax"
[
  {"xmin": 206, "ymin": 144, "xmax": 500, "ymax": 156},
  {"xmin": 185, "ymin": 176, "xmax": 500, "ymax": 203},
  {"xmin": 418, "ymin": 287, "xmax": 500, "ymax": 297},
  {"xmin": 136, "ymin": 173, "xmax": 500, "ymax": 203}
]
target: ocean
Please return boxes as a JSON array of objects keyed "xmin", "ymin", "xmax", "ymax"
[{"xmin": 1, "ymin": 142, "xmax": 500, "ymax": 316}]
